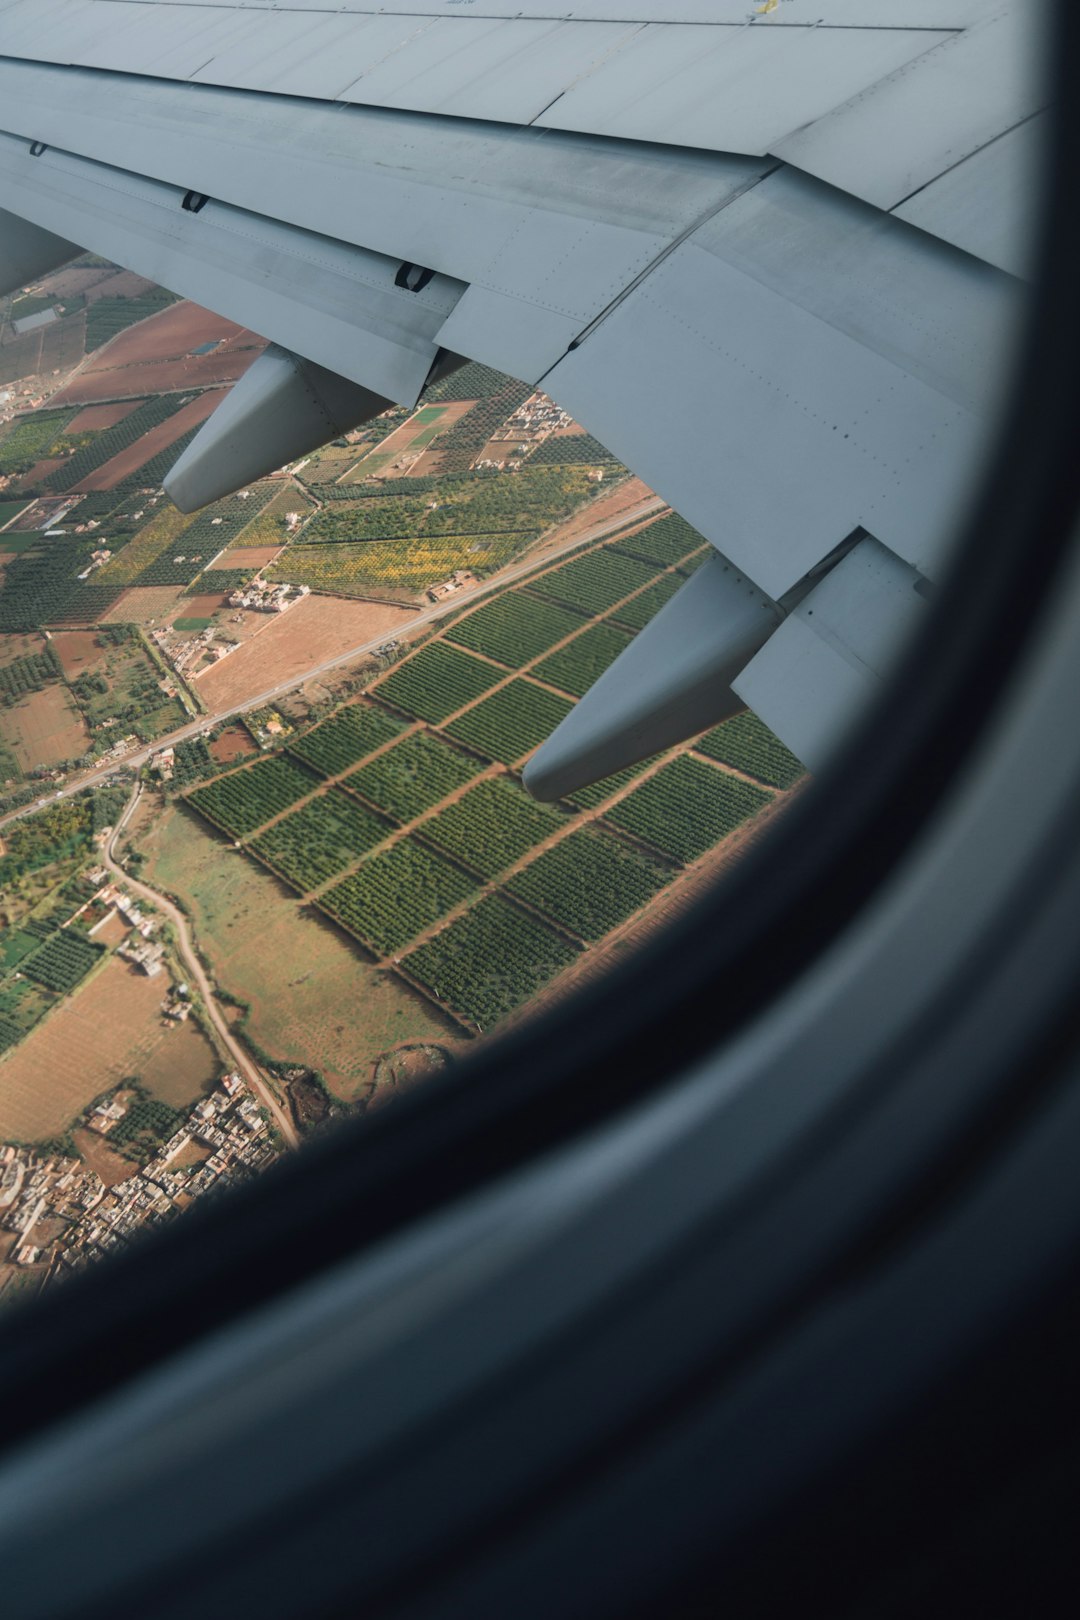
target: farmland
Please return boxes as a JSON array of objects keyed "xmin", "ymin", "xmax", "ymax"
[
  {"xmin": 345, "ymin": 731, "xmax": 483, "ymax": 824},
  {"xmin": 188, "ymin": 754, "xmax": 317, "ymax": 838},
  {"xmin": 606, "ymin": 756, "xmax": 774, "ymax": 865},
  {"xmin": 445, "ymin": 679, "xmax": 574, "ymax": 765},
  {"xmin": 533, "ymin": 622, "xmax": 635, "ymax": 698},
  {"xmin": 528, "ymin": 548, "xmax": 658, "ymax": 615},
  {"xmin": 289, "ymin": 702, "xmax": 406, "ymax": 778},
  {"xmin": 250, "ymin": 790, "xmax": 389, "ymax": 891},
  {"xmin": 695, "ymin": 711, "xmax": 805, "ymax": 790},
  {"xmin": 21, "ymin": 930, "xmax": 103, "ymax": 994},
  {"xmin": 318, "ymin": 838, "xmax": 478, "ymax": 957},
  {"xmin": 404, "ymin": 896, "xmax": 579, "ymax": 1031},
  {"xmin": 420, "ymin": 775, "xmax": 567, "ymax": 878},
  {"xmin": 0, "ymin": 411, "xmax": 75, "ymax": 477},
  {"xmin": 444, "ymin": 591, "xmax": 584, "ymax": 668},
  {"xmin": 268, "ymin": 532, "xmax": 530, "ymax": 599},
  {"xmin": 609, "ymin": 573, "xmax": 685, "ymax": 632},
  {"xmin": 45, "ymin": 394, "xmax": 193, "ymax": 493},
  {"xmin": 377, "ymin": 642, "xmax": 504, "ymax": 724},
  {"xmin": 611, "ymin": 512, "xmax": 708, "ymax": 570},
  {"xmin": 507, "ymin": 828, "xmax": 670, "ymax": 942}
]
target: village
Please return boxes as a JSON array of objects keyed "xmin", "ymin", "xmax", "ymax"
[{"xmin": 0, "ymin": 1068, "xmax": 279, "ymax": 1287}]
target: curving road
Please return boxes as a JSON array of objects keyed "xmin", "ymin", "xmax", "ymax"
[{"xmin": 105, "ymin": 783, "xmax": 300, "ymax": 1149}]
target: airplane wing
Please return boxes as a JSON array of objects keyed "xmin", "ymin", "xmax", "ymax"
[{"xmin": 0, "ymin": 0, "xmax": 1039, "ymax": 794}]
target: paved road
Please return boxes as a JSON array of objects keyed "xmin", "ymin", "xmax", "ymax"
[
  {"xmin": 104, "ymin": 783, "xmax": 301, "ymax": 1149},
  {"xmin": 0, "ymin": 494, "xmax": 665, "ymax": 833}
]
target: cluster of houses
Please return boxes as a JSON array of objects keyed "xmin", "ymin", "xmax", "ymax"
[
  {"xmin": 227, "ymin": 580, "xmax": 308, "ymax": 614},
  {"xmin": 426, "ymin": 569, "xmax": 478, "ymax": 604},
  {"xmin": 0, "ymin": 1072, "xmax": 279, "ymax": 1287}
]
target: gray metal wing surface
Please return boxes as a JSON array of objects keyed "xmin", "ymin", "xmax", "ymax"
[{"xmin": 0, "ymin": 0, "xmax": 1041, "ymax": 793}]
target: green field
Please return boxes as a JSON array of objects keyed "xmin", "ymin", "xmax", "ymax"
[
  {"xmin": 377, "ymin": 642, "xmax": 504, "ymax": 724},
  {"xmin": 611, "ymin": 513, "xmax": 708, "ymax": 570},
  {"xmin": 507, "ymin": 828, "xmax": 670, "ymax": 942},
  {"xmin": 606, "ymin": 756, "xmax": 773, "ymax": 865},
  {"xmin": 345, "ymin": 731, "xmax": 484, "ymax": 825},
  {"xmin": 609, "ymin": 573, "xmax": 685, "ymax": 632},
  {"xmin": 319, "ymin": 837, "xmax": 478, "ymax": 956},
  {"xmin": 420, "ymin": 774, "xmax": 567, "ymax": 878},
  {"xmin": 289, "ymin": 702, "xmax": 407, "ymax": 778},
  {"xmin": 0, "ymin": 499, "xmax": 30, "ymax": 529},
  {"xmin": 528, "ymin": 549, "xmax": 658, "ymax": 616},
  {"xmin": 171, "ymin": 617, "xmax": 212, "ymax": 632},
  {"xmin": 695, "ymin": 711, "xmax": 805, "ymax": 790},
  {"xmin": 250, "ymin": 789, "xmax": 390, "ymax": 891},
  {"xmin": 445, "ymin": 679, "xmax": 573, "ymax": 766},
  {"xmin": 20, "ymin": 930, "xmax": 103, "ymax": 994},
  {"xmin": 533, "ymin": 622, "xmax": 635, "ymax": 699},
  {"xmin": 444, "ymin": 590, "xmax": 585, "ymax": 669},
  {"xmin": 404, "ymin": 895, "xmax": 579, "ymax": 1030},
  {"xmin": 188, "ymin": 754, "xmax": 317, "ymax": 838}
]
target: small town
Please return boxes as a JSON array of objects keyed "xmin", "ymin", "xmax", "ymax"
[{"xmin": 0, "ymin": 1069, "xmax": 279, "ymax": 1284}]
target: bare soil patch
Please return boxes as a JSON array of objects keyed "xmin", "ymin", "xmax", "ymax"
[
  {"xmin": 50, "ymin": 629, "xmax": 106, "ymax": 680},
  {"xmin": 206, "ymin": 545, "xmax": 280, "ymax": 572},
  {"xmin": 71, "ymin": 1127, "xmax": 135, "ymax": 1187},
  {"xmin": 91, "ymin": 911, "xmax": 131, "ymax": 949},
  {"xmin": 195, "ymin": 594, "xmax": 415, "ymax": 712},
  {"xmin": 180, "ymin": 592, "xmax": 230, "ymax": 620},
  {"xmin": 0, "ymin": 683, "xmax": 88, "ymax": 770},
  {"xmin": 52, "ymin": 347, "xmax": 264, "ymax": 405},
  {"xmin": 80, "ymin": 303, "xmax": 253, "ymax": 372},
  {"xmin": 82, "ymin": 271, "xmax": 156, "ymax": 304},
  {"xmin": 99, "ymin": 585, "xmax": 188, "ymax": 625},
  {"xmin": 65, "ymin": 400, "xmax": 142, "ymax": 435},
  {"xmin": 74, "ymin": 391, "xmax": 221, "ymax": 492},
  {"xmin": 0, "ymin": 956, "xmax": 217, "ymax": 1142},
  {"xmin": 209, "ymin": 725, "xmax": 257, "ymax": 765}
]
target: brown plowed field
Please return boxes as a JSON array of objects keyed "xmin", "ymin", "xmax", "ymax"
[
  {"xmin": 65, "ymin": 400, "xmax": 141, "ymax": 435},
  {"xmin": 206, "ymin": 545, "xmax": 280, "ymax": 572},
  {"xmin": 195, "ymin": 593, "xmax": 415, "ymax": 711},
  {"xmin": 182, "ymin": 592, "xmax": 230, "ymax": 619},
  {"xmin": 99, "ymin": 585, "xmax": 188, "ymax": 625},
  {"xmin": 53, "ymin": 346, "xmax": 264, "ymax": 405},
  {"xmin": 82, "ymin": 303, "xmax": 253, "ymax": 371},
  {"xmin": 74, "ymin": 390, "xmax": 222, "ymax": 492},
  {"xmin": 82, "ymin": 271, "xmax": 156, "ymax": 304},
  {"xmin": 51, "ymin": 629, "xmax": 106, "ymax": 679},
  {"xmin": 39, "ymin": 266, "xmax": 114, "ymax": 301},
  {"xmin": 52, "ymin": 300, "xmax": 266, "ymax": 405},
  {"xmin": 209, "ymin": 725, "xmax": 257, "ymax": 764},
  {"xmin": 0, "ymin": 683, "xmax": 88, "ymax": 770},
  {"xmin": 0, "ymin": 956, "xmax": 218, "ymax": 1142}
]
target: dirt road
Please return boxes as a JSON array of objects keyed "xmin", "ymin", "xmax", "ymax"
[{"xmin": 104, "ymin": 784, "xmax": 301, "ymax": 1150}]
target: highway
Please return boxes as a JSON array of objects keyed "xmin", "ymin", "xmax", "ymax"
[
  {"xmin": 0, "ymin": 492, "xmax": 665, "ymax": 833},
  {"xmin": 104, "ymin": 782, "xmax": 301, "ymax": 1150}
]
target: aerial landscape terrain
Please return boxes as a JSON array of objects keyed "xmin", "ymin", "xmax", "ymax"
[{"xmin": 0, "ymin": 259, "xmax": 805, "ymax": 1307}]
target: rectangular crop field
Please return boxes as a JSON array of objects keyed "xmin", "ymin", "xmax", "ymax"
[
  {"xmin": 344, "ymin": 731, "xmax": 484, "ymax": 824},
  {"xmin": 319, "ymin": 838, "xmax": 478, "ymax": 956},
  {"xmin": 609, "ymin": 572, "xmax": 685, "ymax": 632},
  {"xmin": 288, "ymin": 702, "xmax": 407, "ymax": 778},
  {"xmin": 419, "ymin": 775, "xmax": 567, "ymax": 878},
  {"xmin": 403, "ymin": 895, "xmax": 579, "ymax": 1030},
  {"xmin": 21, "ymin": 930, "xmax": 103, "ymax": 993},
  {"xmin": 249, "ymin": 789, "xmax": 390, "ymax": 891},
  {"xmin": 533, "ymin": 622, "xmax": 634, "ymax": 698},
  {"xmin": 695, "ymin": 711, "xmax": 805, "ymax": 790},
  {"xmin": 445, "ymin": 679, "xmax": 573, "ymax": 766},
  {"xmin": 564, "ymin": 761, "xmax": 647, "ymax": 811},
  {"xmin": 444, "ymin": 591, "xmax": 584, "ymax": 669},
  {"xmin": 611, "ymin": 513, "xmax": 708, "ymax": 569},
  {"xmin": 507, "ymin": 827, "xmax": 670, "ymax": 942},
  {"xmin": 527, "ymin": 549, "xmax": 657, "ymax": 616},
  {"xmin": 187, "ymin": 754, "xmax": 317, "ymax": 838},
  {"xmin": 605, "ymin": 756, "xmax": 773, "ymax": 865},
  {"xmin": 376, "ymin": 642, "xmax": 504, "ymax": 724}
]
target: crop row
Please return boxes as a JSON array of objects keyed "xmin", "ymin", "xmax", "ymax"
[
  {"xmin": 444, "ymin": 590, "xmax": 584, "ymax": 669},
  {"xmin": 527, "ymin": 548, "xmax": 658, "ymax": 616},
  {"xmin": 345, "ymin": 731, "xmax": 483, "ymax": 825},
  {"xmin": 297, "ymin": 468, "xmax": 597, "ymax": 547},
  {"xmin": 21, "ymin": 930, "xmax": 103, "ymax": 994},
  {"xmin": 250, "ymin": 790, "xmax": 389, "ymax": 891},
  {"xmin": 403, "ymin": 894, "xmax": 579, "ymax": 1030},
  {"xmin": 425, "ymin": 361, "xmax": 514, "ymax": 403},
  {"xmin": 695, "ymin": 711, "xmax": 804, "ymax": 790},
  {"xmin": 445, "ymin": 679, "xmax": 573, "ymax": 766},
  {"xmin": 318, "ymin": 837, "xmax": 477, "ymax": 957},
  {"xmin": 187, "ymin": 754, "xmax": 317, "ymax": 838},
  {"xmin": 112, "ymin": 425, "xmax": 201, "ymax": 495},
  {"xmin": 605, "ymin": 755, "xmax": 773, "ymax": 865},
  {"xmin": 46, "ymin": 395, "xmax": 193, "ymax": 493},
  {"xmin": 609, "ymin": 572, "xmax": 684, "ymax": 632},
  {"xmin": 431, "ymin": 382, "xmax": 535, "ymax": 472},
  {"xmin": 289, "ymin": 702, "xmax": 407, "ymax": 778},
  {"xmin": 0, "ymin": 410, "xmax": 75, "ymax": 476},
  {"xmin": 419, "ymin": 774, "xmax": 566, "ymax": 879},
  {"xmin": 611, "ymin": 512, "xmax": 708, "ymax": 570},
  {"xmin": 0, "ymin": 538, "xmax": 124, "ymax": 632},
  {"xmin": 506, "ymin": 827, "xmax": 670, "ymax": 943},
  {"xmin": 533, "ymin": 622, "xmax": 634, "ymax": 698},
  {"xmin": 0, "ymin": 646, "xmax": 61, "ymax": 706},
  {"xmin": 377, "ymin": 643, "xmax": 503, "ymax": 724},
  {"xmin": 84, "ymin": 288, "xmax": 178, "ymax": 352},
  {"xmin": 526, "ymin": 433, "xmax": 620, "ymax": 467}
]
